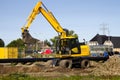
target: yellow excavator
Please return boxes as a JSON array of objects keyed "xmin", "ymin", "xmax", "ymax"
[{"xmin": 21, "ymin": 1, "xmax": 90, "ymax": 68}]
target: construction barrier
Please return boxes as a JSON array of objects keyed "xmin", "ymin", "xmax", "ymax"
[{"xmin": 0, "ymin": 47, "xmax": 18, "ymax": 59}]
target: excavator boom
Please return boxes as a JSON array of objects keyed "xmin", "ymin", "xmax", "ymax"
[{"xmin": 21, "ymin": 1, "xmax": 66, "ymax": 38}]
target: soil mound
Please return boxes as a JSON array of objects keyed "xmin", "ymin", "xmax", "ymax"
[{"xmin": 92, "ymin": 55, "xmax": 120, "ymax": 76}]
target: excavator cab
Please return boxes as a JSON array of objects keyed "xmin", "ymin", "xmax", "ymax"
[{"xmin": 56, "ymin": 38, "xmax": 81, "ymax": 55}]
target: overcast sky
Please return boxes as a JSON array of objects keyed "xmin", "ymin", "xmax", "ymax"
[{"xmin": 0, "ymin": 0, "xmax": 120, "ymax": 45}]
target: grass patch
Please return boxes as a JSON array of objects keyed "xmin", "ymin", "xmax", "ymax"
[{"xmin": 0, "ymin": 73, "xmax": 120, "ymax": 80}]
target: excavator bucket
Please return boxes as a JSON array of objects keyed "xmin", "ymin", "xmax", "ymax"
[{"xmin": 22, "ymin": 30, "xmax": 39, "ymax": 44}]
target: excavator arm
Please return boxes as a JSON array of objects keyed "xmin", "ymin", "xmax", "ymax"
[{"xmin": 21, "ymin": 1, "xmax": 66, "ymax": 38}]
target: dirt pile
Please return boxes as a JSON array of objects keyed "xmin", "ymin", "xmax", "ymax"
[
  {"xmin": 0, "ymin": 62, "xmax": 45, "ymax": 74},
  {"xmin": 92, "ymin": 55, "xmax": 120, "ymax": 76}
]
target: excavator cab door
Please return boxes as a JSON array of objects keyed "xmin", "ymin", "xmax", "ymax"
[{"xmin": 68, "ymin": 38, "xmax": 81, "ymax": 54}]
